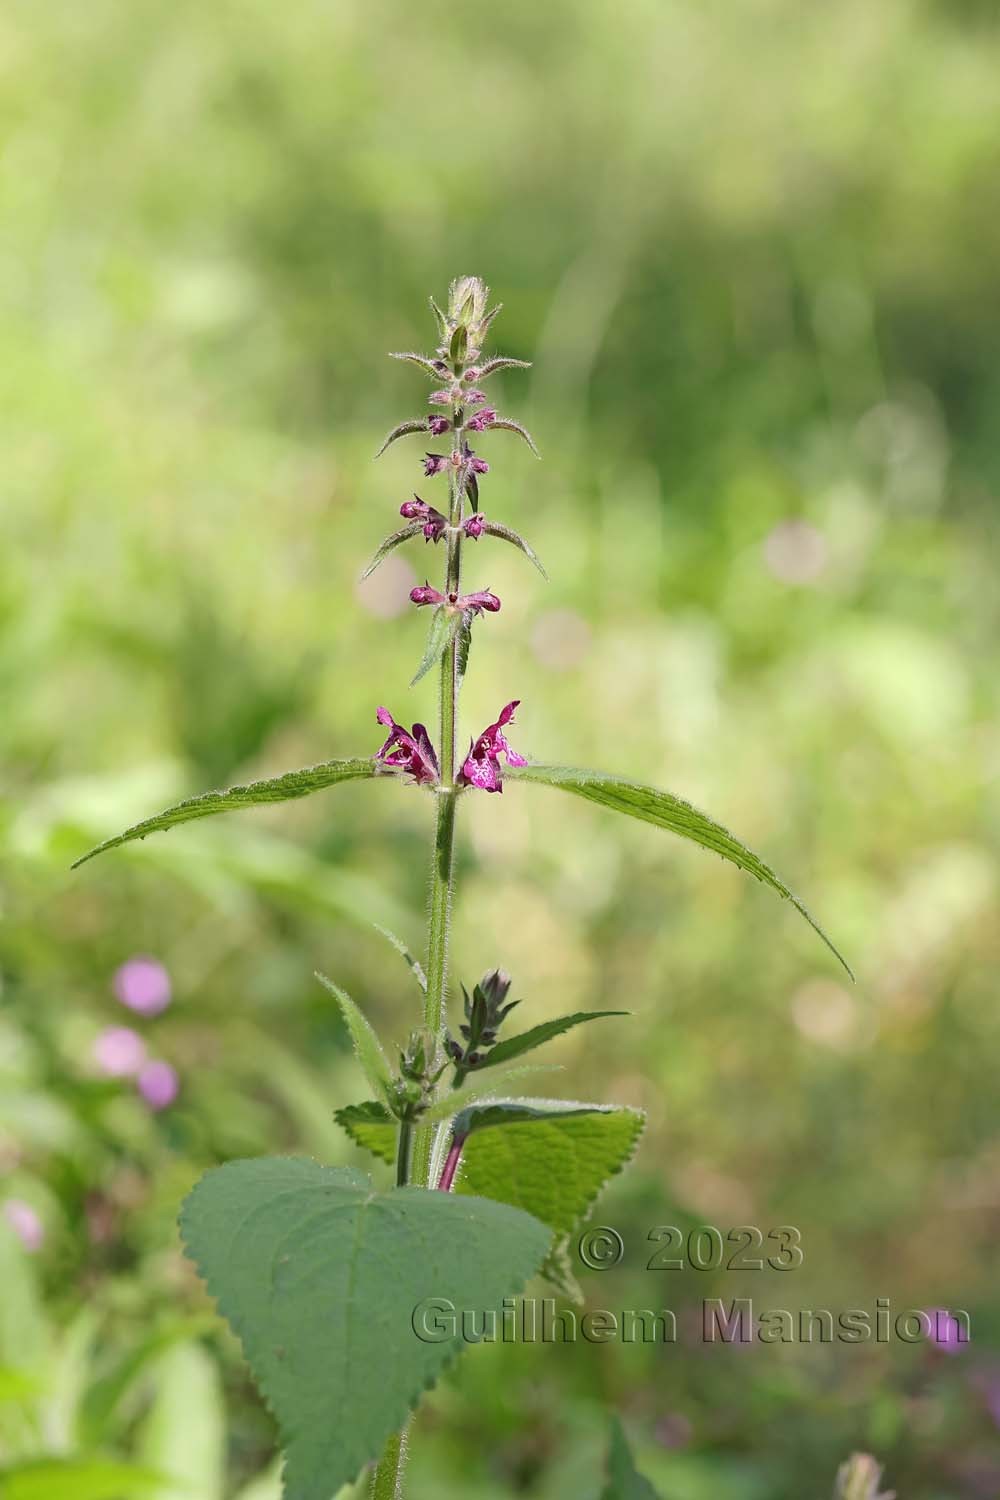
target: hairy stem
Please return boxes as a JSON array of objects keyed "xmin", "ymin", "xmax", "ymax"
[{"xmin": 370, "ymin": 388, "xmax": 467, "ymax": 1500}]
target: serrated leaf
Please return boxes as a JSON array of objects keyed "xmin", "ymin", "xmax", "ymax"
[
  {"xmin": 457, "ymin": 1101, "xmax": 644, "ymax": 1240},
  {"xmin": 474, "ymin": 1011, "xmax": 626, "ymax": 1072},
  {"xmin": 316, "ymin": 974, "xmax": 394, "ymax": 1106},
  {"xmin": 371, "ymin": 924, "xmax": 427, "ymax": 992},
  {"xmin": 335, "ymin": 1101, "xmax": 396, "ymax": 1165},
  {"xmin": 71, "ymin": 759, "xmax": 376, "ymax": 868},
  {"xmin": 482, "ymin": 521, "xmax": 548, "ymax": 579},
  {"xmin": 601, "ymin": 1418, "xmax": 663, "ymax": 1500},
  {"xmin": 360, "ymin": 522, "xmax": 425, "ymax": 581},
  {"xmin": 373, "ymin": 420, "xmax": 429, "ymax": 459},
  {"xmin": 491, "ymin": 418, "xmax": 540, "ymax": 457},
  {"xmin": 180, "ymin": 1159, "xmax": 551, "ymax": 1500},
  {"xmin": 411, "ymin": 606, "xmax": 463, "ymax": 686},
  {"xmin": 538, "ymin": 1239, "xmax": 585, "ymax": 1305},
  {"xmin": 506, "ymin": 764, "xmax": 853, "ymax": 978}
]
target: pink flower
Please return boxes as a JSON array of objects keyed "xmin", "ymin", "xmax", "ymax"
[
  {"xmin": 113, "ymin": 956, "xmax": 171, "ymax": 1017},
  {"xmin": 410, "ymin": 584, "xmax": 447, "ymax": 607},
  {"xmin": 458, "ymin": 700, "xmax": 527, "ymax": 793},
  {"xmin": 428, "ymin": 389, "xmax": 452, "ymax": 406},
  {"xmin": 466, "ymin": 407, "xmax": 497, "ymax": 432},
  {"xmin": 94, "ymin": 1026, "xmax": 147, "ymax": 1077},
  {"xmin": 423, "ymin": 454, "xmax": 448, "ymax": 477},
  {"xmin": 375, "ymin": 707, "xmax": 440, "ymax": 786},
  {"xmin": 3, "ymin": 1199, "xmax": 44, "ymax": 1253},
  {"xmin": 137, "ymin": 1060, "xmax": 179, "ymax": 1112},
  {"xmin": 460, "ymin": 589, "xmax": 501, "ymax": 616},
  {"xmin": 927, "ymin": 1308, "xmax": 970, "ymax": 1352},
  {"xmin": 464, "ymin": 514, "xmax": 486, "ymax": 539},
  {"xmin": 399, "ymin": 498, "xmax": 447, "ymax": 541},
  {"xmin": 463, "ymin": 445, "xmax": 489, "ymax": 475},
  {"xmin": 428, "ymin": 416, "xmax": 450, "ymax": 436}
]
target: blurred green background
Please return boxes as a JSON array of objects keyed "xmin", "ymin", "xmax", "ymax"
[{"xmin": 2, "ymin": 0, "xmax": 999, "ymax": 1496}]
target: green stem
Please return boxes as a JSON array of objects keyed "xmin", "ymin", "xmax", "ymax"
[{"xmin": 369, "ymin": 396, "xmax": 467, "ymax": 1500}]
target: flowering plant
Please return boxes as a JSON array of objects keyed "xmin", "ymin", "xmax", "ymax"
[{"xmin": 75, "ymin": 276, "xmax": 849, "ymax": 1498}]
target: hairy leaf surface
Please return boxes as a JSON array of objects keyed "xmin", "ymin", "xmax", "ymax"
[
  {"xmin": 507, "ymin": 764, "xmax": 852, "ymax": 977},
  {"xmin": 72, "ymin": 759, "xmax": 376, "ymax": 868},
  {"xmin": 180, "ymin": 1159, "xmax": 550, "ymax": 1499}
]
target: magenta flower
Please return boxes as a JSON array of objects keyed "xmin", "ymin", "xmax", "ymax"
[
  {"xmin": 466, "ymin": 407, "xmax": 497, "ymax": 432},
  {"xmin": 927, "ymin": 1308, "xmax": 970, "ymax": 1352},
  {"xmin": 399, "ymin": 498, "xmax": 447, "ymax": 541},
  {"xmin": 3, "ymin": 1199, "xmax": 44, "ymax": 1253},
  {"xmin": 461, "ymin": 589, "xmax": 501, "ymax": 615},
  {"xmin": 464, "ymin": 514, "xmax": 486, "ymax": 539},
  {"xmin": 137, "ymin": 1059, "xmax": 179, "ymax": 1112},
  {"xmin": 423, "ymin": 454, "xmax": 448, "ymax": 477},
  {"xmin": 113, "ymin": 956, "xmax": 171, "ymax": 1017},
  {"xmin": 94, "ymin": 1025, "xmax": 147, "ymax": 1078},
  {"xmin": 458, "ymin": 700, "xmax": 527, "ymax": 793},
  {"xmin": 410, "ymin": 586, "xmax": 500, "ymax": 616},
  {"xmin": 428, "ymin": 389, "xmax": 452, "ymax": 406},
  {"xmin": 428, "ymin": 416, "xmax": 451, "ymax": 436},
  {"xmin": 375, "ymin": 707, "xmax": 440, "ymax": 786},
  {"xmin": 463, "ymin": 445, "xmax": 489, "ymax": 475},
  {"xmin": 410, "ymin": 584, "xmax": 447, "ymax": 607}
]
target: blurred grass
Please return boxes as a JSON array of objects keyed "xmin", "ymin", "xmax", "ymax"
[{"xmin": 1, "ymin": 0, "xmax": 999, "ymax": 1496}]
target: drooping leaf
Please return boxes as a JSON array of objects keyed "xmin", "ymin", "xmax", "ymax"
[
  {"xmin": 507, "ymin": 764, "xmax": 853, "ymax": 978},
  {"xmin": 455, "ymin": 1101, "xmax": 644, "ymax": 1240},
  {"xmin": 360, "ymin": 522, "xmax": 425, "ymax": 580},
  {"xmin": 601, "ymin": 1418, "xmax": 663, "ymax": 1500},
  {"xmin": 473, "ymin": 1011, "xmax": 626, "ymax": 1071},
  {"xmin": 476, "ymin": 356, "xmax": 531, "ymax": 378},
  {"xmin": 371, "ymin": 924, "xmax": 427, "ymax": 992},
  {"xmin": 491, "ymin": 417, "xmax": 540, "ymax": 457},
  {"xmin": 411, "ymin": 606, "xmax": 463, "ymax": 686},
  {"xmin": 71, "ymin": 759, "xmax": 377, "ymax": 868},
  {"xmin": 316, "ymin": 974, "xmax": 394, "ymax": 1106},
  {"xmin": 373, "ymin": 419, "xmax": 428, "ymax": 459},
  {"xmin": 180, "ymin": 1158, "xmax": 551, "ymax": 1500},
  {"xmin": 334, "ymin": 1101, "xmax": 396, "ymax": 1165},
  {"xmin": 482, "ymin": 521, "xmax": 548, "ymax": 579},
  {"xmin": 388, "ymin": 351, "xmax": 445, "ymax": 379}
]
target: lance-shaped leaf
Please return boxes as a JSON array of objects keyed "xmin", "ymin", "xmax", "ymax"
[
  {"xmin": 71, "ymin": 758, "xmax": 377, "ymax": 869},
  {"xmin": 601, "ymin": 1418, "xmax": 663, "ymax": 1500},
  {"xmin": 429, "ymin": 295, "xmax": 448, "ymax": 340},
  {"xmin": 388, "ymin": 351, "xmax": 446, "ymax": 379},
  {"xmin": 360, "ymin": 521, "xmax": 425, "ymax": 580},
  {"xmin": 315, "ymin": 973, "xmax": 394, "ymax": 1107},
  {"xmin": 472, "ymin": 1011, "xmax": 626, "ymax": 1072},
  {"xmin": 476, "ymin": 356, "xmax": 531, "ymax": 378},
  {"xmin": 456, "ymin": 613, "xmax": 473, "ymax": 687},
  {"xmin": 481, "ymin": 519, "xmax": 548, "ymax": 578},
  {"xmin": 506, "ymin": 764, "xmax": 853, "ymax": 978},
  {"xmin": 180, "ymin": 1158, "xmax": 551, "ymax": 1500},
  {"xmin": 491, "ymin": 417, "xmax": 540, "ymax": 457},
  {"xmin": 373, "ymin": 418, "xmax": 429, "ymax": 458},
  {"xmin": 371, "ymin": 923, "xmax": 427, "ymax": 992},
  {"xmin": 411, "ymin": 605, "xmax": 464, "ymax": 686}
]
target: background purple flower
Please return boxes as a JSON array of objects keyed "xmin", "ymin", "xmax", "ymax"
[
  {"xmin": 94, "ymin": 1025, "xmax": 147, "ymax": 1077},
  {"xmin": 3, "ymin": 1198, "xmax": 44, "ymax": 1253},
  {"xmin": 137, "ymin": 1059, "xmax": 179, "ymax": 1111},
  {"xmin": 113, "ymin": 956, "xmax": 172, "ymax": 1017}
]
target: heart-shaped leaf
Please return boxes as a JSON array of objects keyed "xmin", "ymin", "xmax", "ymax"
[
  {"xmin": 72, "ymin": 759, "xmax": 377, "ymax": 868},
  {"xmin": 180, "ymin": 1158, "xmax": 550, "ymax": 1500},
  {"xmin": 506, "ymin": 764, "xmax": 852, "ymax": 978}
]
